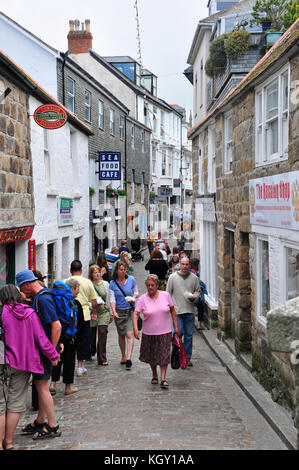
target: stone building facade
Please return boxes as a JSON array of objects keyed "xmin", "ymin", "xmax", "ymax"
[
  {"xmin": 0, "ymin": 56, "xmax": 35, "ymax": 285},
  {"xmin": 189, "ymin": 21, "xmax": 299, "ymax": 409}
]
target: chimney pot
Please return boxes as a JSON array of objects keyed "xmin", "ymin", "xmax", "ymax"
[
  {"xmin": 69, "ymin": 20, "xmax": 74, "ymax": 31},
  {"xmin": 85, "ymin": 19, "xmax": 90, "ymax": 32}
]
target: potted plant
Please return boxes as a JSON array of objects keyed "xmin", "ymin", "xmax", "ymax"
[
  {"xmin": 205, "ymin": 33, "xmax": 229, "ymax": 78},
  {"xmin": 89, "ymin": 186, "xmax": 95, "ymax": 197},
  {"xmin": 149, "ymin": 191, "xmax": 156, "ymax": 201},
  {"xmin": 250, "ymin": 0, "xmax": 289, "ymax": 32},
  {"xmin": 225, "ymin": 30, "xmax": 250, "ymax": 59},
  {"xmin": 106, "ymin": 186, "xmax": 117, "ymax": 198},
  {"xmin": 283, "ymin": 0, "xmax": 299, "ymax": 30}
]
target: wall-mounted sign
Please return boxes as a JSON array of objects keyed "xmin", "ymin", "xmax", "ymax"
[
  {"xmin": 28, "ymin": 239, "xmax": 36, "ymax": 270},
  {"xmin": 34, "ymin": 104, "xmax": 67, "ymax": 129},
  {"xmin": 58, "ymin": 198, "xmax": 73, "ymax": 226},
  {"xmin": 249, "ymin": 171, "xmax": 299, "ymax": 231},
  {"xmin": 98, "ymin": 152, "xmax": 121, "ymax": 180},
  {"xmin": 0, "ymin": 225, "xmax": 34, "ymax": 245}
]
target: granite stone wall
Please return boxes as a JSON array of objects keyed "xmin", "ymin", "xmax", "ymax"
[{"xmin": 0, "ymin": 75, "xmax": 34, "ymax": 228}]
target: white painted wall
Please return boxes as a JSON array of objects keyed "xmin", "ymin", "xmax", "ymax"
[
  {"xmin": 0, "ymin": 14, "xmax": 58, "ymax": 98},
  {"xmin": 29, "ymin": 96, "xmax": 90, "ymax": 280}
]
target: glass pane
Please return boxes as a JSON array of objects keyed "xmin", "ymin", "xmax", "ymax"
[
  {"xmin": 227, "ymin": 116, "xmax": 232, "ymax": 141},
  {"xmin": 113, "ymin": 62, "xmax": 135, "ymax": 82},
  {"xmin": 67, "ymin": 95, "xmax": 74, "ymax": 112},
  {"xmin": 258, "ymin": 93, "xmax": 262, "ymax": 124},
  {"xmin": 266, "ymin": 80, "xmax": 278, "ymax": 119},
  {"xmin": 85, "ymin": 91, "xmax": 90, "ymax": 105},
  {"xmin": 67, "ymin": 78, "xmax": 74, "ymax": 95},
  {"xmin": 286, "ymin": 248, "xmax": 299, "ymax": 300},
  {"xmin": 269, "ymin": 118, "xmax": 278, "ymax": 155},
  {"xmin": 260, "ymin": 241, "xmax": 270, "ymax": 317},
  {"xmin": 282, "ymin": 72, "xmax": 289, "ymax": 112}
]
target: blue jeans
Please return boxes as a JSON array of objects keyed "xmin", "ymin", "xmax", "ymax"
[{"xmin": 174, "ymin": 313, "xmax": 195, "ymax": 360}]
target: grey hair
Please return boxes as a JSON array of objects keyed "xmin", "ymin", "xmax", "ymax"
[
  {"xmin": 65, "ymin": 278, "xmax": 80, "ymax": 290},
  {"xmin": 145, "ymin": 274, "xmax": 159, "ymax": 285}
]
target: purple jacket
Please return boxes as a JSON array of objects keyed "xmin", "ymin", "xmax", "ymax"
[{"xmin": 2, "ymin": 302, "xmax": 59, "ymax": 374}]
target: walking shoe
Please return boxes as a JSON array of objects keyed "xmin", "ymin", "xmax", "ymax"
[
  {"xmin": 76, "ymin": 368, "xmax": 85, "ymax": 377},
  {"xmin": 125, "ymin": 360, "xmax": 132, "ymax": 370},
  {"xmin": 82, "ymin": 367, "xmax": 88, "ymax": 374}
]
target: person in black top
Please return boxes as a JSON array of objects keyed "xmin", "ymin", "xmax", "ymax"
[{"xmin": 145, "ymin": 249, "xmax": 168, "ymax": 291}]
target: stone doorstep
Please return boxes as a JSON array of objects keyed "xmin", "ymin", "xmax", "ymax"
[{"xmin": 199, "ymin": 327, "xmax": 297, "ymax": 451}]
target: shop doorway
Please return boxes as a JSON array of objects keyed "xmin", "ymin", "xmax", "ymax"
[
  {"xmin": 228, "ymin": 230, "xmax": 235, "ymax": 332},
  {"xmin": 0, "ymin": 243, "xmax": 15, "ymax": 287},
  {"xmin": 47, "ymin": 242, "xmax": 56, "ymax": 288}
]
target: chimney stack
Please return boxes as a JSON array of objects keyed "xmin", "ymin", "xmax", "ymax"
[{"xmin": 67, "ymin": 19, "xmax": 93, "ymax": 54}]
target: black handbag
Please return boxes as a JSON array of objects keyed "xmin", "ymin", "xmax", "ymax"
[{"xmin": 171, "ymin": 343, "xmax": 180, "ymax": 369}]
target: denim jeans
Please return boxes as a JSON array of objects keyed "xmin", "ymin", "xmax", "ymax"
[{"xmin": 175, "ymin": 313, "xmax": 195, "ymax": 360}]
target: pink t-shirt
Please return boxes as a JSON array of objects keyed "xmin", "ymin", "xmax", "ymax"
[{"xmin": 135, "ymin": 291, "xmax": 174, "ymax": 335}]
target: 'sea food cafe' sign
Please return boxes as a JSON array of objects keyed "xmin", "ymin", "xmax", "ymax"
[
  {"xmin": 34, "ymin": 104, "xmax": 67, "ymax": 129},
  {"xmin": 249, "ymin": 171, "xmax": 299, "ymax": 231}
]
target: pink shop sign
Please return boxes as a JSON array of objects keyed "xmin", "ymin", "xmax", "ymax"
[{"xmin": 249, "ymin": 171, "xmax": 299, "ymax": 231}]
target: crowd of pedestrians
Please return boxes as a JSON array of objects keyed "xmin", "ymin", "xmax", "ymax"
[{"xmin": 0, "ymin": 229, "xmax": 208, "ymax": 449}]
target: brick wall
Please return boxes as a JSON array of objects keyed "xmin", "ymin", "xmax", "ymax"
[{"xmin": 0, "ymin": 74, "xmax": 34, "ymax": 228}]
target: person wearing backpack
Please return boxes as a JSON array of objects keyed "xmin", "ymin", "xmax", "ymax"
[
  {"xmin": 15, "ymin": 270, "xmax": 63, "ymax": 440},
  {"xmin": 49, "ymin": 279, "xmax": 80, "ymax": 396},
  {"xmin": 64, "ymin": 260, "xmax": 98, "ymax": 377},
  {"xmin": 0, "ymin": 284, "xmax": 59, "ymax": 450}
]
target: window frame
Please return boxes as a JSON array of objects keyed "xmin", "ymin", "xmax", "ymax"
[
  {"xmin": 85, "ymin": 89, "xmax": 91, "ymax": 122},
  {"xmin": 255, "ymin": 64, "xmax": 290, "ymax": 167},
  {"xmin": 131, "ymin": 124, "xmax": 135, "ymax": 148},
  {"xmin": 98, "ymin": 100, "xmax": 104, "ymax": 129},
  {"xmin": 198, "ymin": 135, "xmax": 204, "ymax": 195},
  {"xmin": 109, "ymin": 108, "xmax": 115, "ymax": 136},
  {"xmin": 223, "ymin": 111, "xmax": 233, "ymax": 174},
  {"xmin": 67, "ymin": 77, "xmax": 75, "ymax": 113},
  {"xmin": 119, "ymin": 115, "xmax": 125, "ymax": 140},
  {"xmin": 256, "ymin": 236, "xmax": 270, "ymax": 327},
  {"xmin": 208, "ymin": 123, "xmax": 216, "ymax": 193}
]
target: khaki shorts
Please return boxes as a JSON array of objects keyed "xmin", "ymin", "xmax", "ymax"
[
  {"xmin": 0, "ymin": 365, "xmax": 30, "ymax": 415},
  {"xmin": 114, "ymin": 308, "xmax": 134, "ymax": 335}
]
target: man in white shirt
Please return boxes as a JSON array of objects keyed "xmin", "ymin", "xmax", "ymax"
[{"xmin": 166, "ymin": 257, "xmax": 200, "ymax": 366}]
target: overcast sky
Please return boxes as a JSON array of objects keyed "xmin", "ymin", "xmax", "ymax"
[{"xmin": 0, "ymin": 0, "xmax": 209, "ymax": 116}]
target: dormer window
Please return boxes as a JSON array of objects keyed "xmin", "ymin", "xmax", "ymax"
[
  {"xmin": 109, "ymin": 59, "xmax": 142, "ymax": 86},
  {"xmin": 141, "ymin": 73, "xmax": 157, "ymax": 97}
]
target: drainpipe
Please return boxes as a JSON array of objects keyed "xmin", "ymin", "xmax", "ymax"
[
  {"xmin": 61, "ymin": 51, "xmax": 69, "ymax": 105},
  {"xmin": 125, "ymin": 115, "xmax": 128, "ymax": 240}
]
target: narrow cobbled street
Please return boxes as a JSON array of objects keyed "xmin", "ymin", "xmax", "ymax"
[{"xmin": 10, "ymin": 250, "xmax": 291, "ymax": 451}]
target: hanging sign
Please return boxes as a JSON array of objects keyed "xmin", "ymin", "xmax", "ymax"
[
  {"xmin": 98, "ymin": 152, "xmax": 121, "ymax": 180},
  {"xmin": 34, "ymin": 104, "xmax": 67, "ymax": 129}
]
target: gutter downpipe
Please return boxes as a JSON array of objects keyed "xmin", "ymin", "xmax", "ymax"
[{"xmin": 61, "ymin": 51, "xmax": 69, "ymax": 106}]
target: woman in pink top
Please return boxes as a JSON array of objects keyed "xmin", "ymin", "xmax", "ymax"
[
  {"xmin": 132, "ymin": 274, "xmax": 179, "ymax": 389},
  {"xmin": 0, "ymin": 284, "xmax": 59, "ymax": 450}
]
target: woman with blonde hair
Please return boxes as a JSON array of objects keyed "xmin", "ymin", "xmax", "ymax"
[{"xmin": 88, "ymin": 265, "xmax": 113, "ymax": 366}]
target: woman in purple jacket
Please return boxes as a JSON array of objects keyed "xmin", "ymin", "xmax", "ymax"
[{"xmin": 0, "ymin": 284, "xmax": 59, "ymax": 450}]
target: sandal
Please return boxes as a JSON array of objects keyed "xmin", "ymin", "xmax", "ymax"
[
  {"xmin": 151, "ymin": 377, "xmax": 159, "ymax": 385},
  {"xmin": 32, "ymin": 423, "xmax": 61, "ymax": 440},
  {"xmin": 160, "ymin": 380, "xmax": 169, "ymax": 389},
  {"xmin": 22, "ymin": 419, "xmax": 46, "ymax": 435}
]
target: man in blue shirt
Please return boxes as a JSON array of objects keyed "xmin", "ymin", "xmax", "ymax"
[{"xmin": 16, "ymin": 270, "xmax": 62, "ymax": 440}]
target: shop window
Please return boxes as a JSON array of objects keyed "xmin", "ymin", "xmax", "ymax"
[
  {"xmin": 286, "ymin": 247, "xmax": 299, "ymax": 300},
  {"xmin": 257, "ymin": 239, "xmax": 270, "ymax": 320}
]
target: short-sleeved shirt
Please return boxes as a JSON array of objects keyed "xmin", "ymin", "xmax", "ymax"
[
  {"xmin": 32, "ymin": 288, "xmax": 59, "ymax": 339},
  {"xmin": 109, "ymin": 276, "xmax": 136, "ymax": 309},
  {"xmin": 135, "ymin": 291, "xmax": 174, "ymax": 335},
  {"xmin": 64, "ymin": 276, "xmax": 97, "ymax": 321}
]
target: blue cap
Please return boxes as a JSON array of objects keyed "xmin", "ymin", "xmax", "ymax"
[{"xmin": 16, "ymin": 269, "xmax": 38, "ymax": 287}]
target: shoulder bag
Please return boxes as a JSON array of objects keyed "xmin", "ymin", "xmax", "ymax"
[{"xmin": 114, "ymin": 281, "xmax": 142, "ymax": 331}]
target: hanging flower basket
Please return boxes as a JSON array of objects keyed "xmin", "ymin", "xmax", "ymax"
[{"xmin": 106, "ymin": 187, "xmax": 127, "ymax": 198}]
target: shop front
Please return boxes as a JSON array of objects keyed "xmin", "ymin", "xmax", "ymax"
[{"xmin": 0, "ymin": 225, "xmax": 34, "ymax": 288}]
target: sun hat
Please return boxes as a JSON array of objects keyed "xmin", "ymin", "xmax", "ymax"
[{"xmin": 16, "ymin": 269, "xmax": 38, "ymax": 287}]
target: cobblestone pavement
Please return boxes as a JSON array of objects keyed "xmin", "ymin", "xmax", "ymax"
[{"xmin": 14, "ymin": 250, "xmax": 288, "ymax": 451}]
